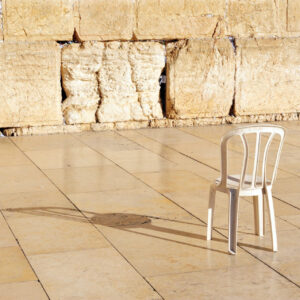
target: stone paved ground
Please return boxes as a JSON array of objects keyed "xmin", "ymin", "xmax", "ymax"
[{"xmin": 0, "ymin": 122, "xmax": 299, "ymax": 299}]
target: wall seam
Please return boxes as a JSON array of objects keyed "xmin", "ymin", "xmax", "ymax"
[
  {"xmin": 229, "ymin": 36, "xmax": 237, "ymax": 116},
  {"xmin": 95, "ymin": 45, "xmax": 105, "ymax": 123},
  {"xmin": 0, "ymin": 0, "xmax": 4, "ymax": 41}
]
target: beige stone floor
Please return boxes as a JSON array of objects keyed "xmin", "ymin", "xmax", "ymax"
[{"xmin": 0, "ymin": 122, "xmax": 300, "ymax": 299}]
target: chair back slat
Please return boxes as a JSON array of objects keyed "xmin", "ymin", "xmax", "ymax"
[
  {"xmin": 271, "ymin": 132, "xmax": 285, "ymax": 185},
  {"xmin": 261, "ymin": 132, "xmax": 275, "ymax": 186},
  {"xmin": 251, "ymin": 132, "xmax": 261, "ymax": 188},
  {"xmin": 220, "ymin": 125, "xmax": 285, "ymax": 191},
  {"xmin": 240, "ymin": 134, "xmax": 248, "ymax": 190}
]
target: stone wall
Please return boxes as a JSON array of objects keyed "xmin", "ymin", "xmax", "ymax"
[{"xmin": 0, "ymin": 0, "xmax": 299, "ymax": 134}]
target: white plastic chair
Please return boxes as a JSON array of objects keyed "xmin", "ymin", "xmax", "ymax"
[{"xmin": 206, "ymin": 125, "xmax": 285, "ymax": 254}]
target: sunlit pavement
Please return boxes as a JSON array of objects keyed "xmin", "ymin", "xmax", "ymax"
[{"xmin": 0, "ymin": 122, "xmax": 299, "ymax": 299}]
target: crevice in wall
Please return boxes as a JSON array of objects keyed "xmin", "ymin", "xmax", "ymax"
[
  {"xmin": 61, "ymin": 77, "xmax": 67, "ymax": 102},
  {"xmin": 228, "ymin": 36, "xmax": 237, "ymax": 54},
  {"xmin": 133, "ymin": 0, "xmax": 139, "ymax": 41},
  {"xmin": 57, "ymin": 41, "xmax": 73, "ymax": 48},
  {"xmin": 131, "ymin": 32, "xmax": 138, "ymax": 41},
  {"xmin": 229, "ymin": 36, "xmax": 237, "ymax": 116},
  {"xmin": 95, "ymin": 70, "xmax": 102, "ymax": 123},
  {"xmin": 95, "ymin": 45, "xmax": 104, "ymax": 123},
  {"xmin": 72, "ymin": 27, "xmax": 82, "ymax": 43},
  {"xmin": 166, "ymin": 39, "xmax": 188, "ymax": 64},
  {"xmin": 212, "ymin": 19, "xmax": 220, "ymax": 38},
  {"xmin": 0, "ymin": 128, "xmax": 7, "ymax": 137},
  {"xmin": 159, "ymin": 67, "xmax": 167, "ymax": 117},
  {"xmin": 60, "ymin": 70, "xmax": 67, "ymax": 125}
]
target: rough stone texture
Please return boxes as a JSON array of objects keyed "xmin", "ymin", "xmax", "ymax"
[
  {"xmin": 78, "ymin": 0, "xmax": 134, "ymax": 40},
  {"xmin": 62, "ymin": 41, "xmax": 165, "ymax": 124},
  {"xmin": 4, "ymin": 113, "xmax": 299, "ymax": 136},
  {"xmin": 287, "ymin": 0, "xmax": 300, "ymax": 33},
  {"xmin": 2, "ymin": 0, "xmax": 74, "ymax": 41},
  {"xmin": 227, "ymin": 0, "xmax": 278, "ymax": 37},
  {"xmin": 3, "ymin": 124, "xmax": 92, "ymax": 136},
  {"xmin": 62, "ymin": 42, "xmax": 103, "ymax": 124},
  {"xmin": 166, "ymin": 39, "xmax": 235, "ymax": 119},
  {"xmin": 0, "ymin": 1, "xmax": 299, "ymax": 133},
  {"xmin": 0, "ymin": 41, "xmax": 63, "ymax": 127},
  {"xmin": 0, "ymin": 0, "xmax": 3, "ymax": 40},
  {"xmin": 135, "ymin": 0, "xmax": 226, "ymax": 39},
  {"xmin": 235, "ymin": 38, "xmax": 300, "ymax": 116},
  {"xmin": 97, "ymin": 42, "xmax": 165, "ymax": 123}
]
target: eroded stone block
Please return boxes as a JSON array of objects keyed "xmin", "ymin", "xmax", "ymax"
[
  {"xmin": 166, "ymin": 39, "xmax": 235, "ymax": 119},
  {"xmin": 135, "ymin": 0, "xmax": 226, "ymax": 39},
  {"xmin": 287, "ymin": 0, "xmax": 300, "ymax": 32},
  {"xmin": 235, "ymin": 38, "xmax": 300, "ymax": 115},
  {"xmin": 78, "ymin": 0, "xmax": 134, "ymax": 40},
  {"xmin": 0, "ymin": 41, "xmax": 63, "ymax": 127},
  {"xmin": 227, "ymin": 0, "xmax": 278, "ymax": 37},
  {"xmin": 0, "ymin": 0, "xmax": 3, "ymax": 40},
  {"xmin": 62, "ymin": 41, "xmax": 165, "ymax": 124},
  {"xmin": 3, "ymin": 0, "xmax": 74, "ymax": 40},
  {"xmin": 62, "ymin": 42, "xmax": 103, "ymax": 124}
]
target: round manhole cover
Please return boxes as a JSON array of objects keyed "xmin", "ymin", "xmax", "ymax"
[{"xmin": 91, "ymin": 213, "xmax": 151, "ymax": 227}]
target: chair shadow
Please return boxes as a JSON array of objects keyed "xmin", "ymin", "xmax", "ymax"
[{"xmin": 4, "ymin": 206, "xmax": 272, "ymax": 254}]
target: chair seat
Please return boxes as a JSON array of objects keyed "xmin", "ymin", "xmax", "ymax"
[{"xmin": 216, "ymin": 174, "xmax": 270, "ymax": 190}]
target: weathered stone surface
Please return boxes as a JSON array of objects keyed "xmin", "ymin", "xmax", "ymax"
[
  {"xmin": 0, "ymin": 41, "xmax": 63, "ymax": 127},
  {"xmin": 3, "ymin": 124, "xmax": 92, "ymax": 136},
  {"xmin": 4, "ymin": 113, "xmax": 299, "ymax": 136},
  {"xmin": 97, "ymin": 42, "xmax": 165, "ymax": 122},
  {"xmin": 135, "ymin": 0, "xmax": 226, "ymax": 39},
  {"xmin": 3, "ymin": 0, "xmax": 74, "ymax": 40},
  {"xmin": 227, "ymin": 0, "xmax": 278, "ymax": 37},
  {"xmin": 166, "ymin": 39, "xmax": 235, "ymax": 119},
  {"xmin": 62, "ymin": 42, "xmax": 103, "ymax": 124},
  {"xmin": 78, "ymin": 0, "xmax": 134, "ymax": 40},
  {"xmin": 0, "ymin": 0, "xmax": 3, "ymax": 40},
  {"xmin": 62, "ymin": 41, "xmax": 165, "ymax": 124},
  {"xmin": 287, "ymin": 0, "xmax": 300, "ymax": 32},
  {"xmin": 235, "ymin": 38, "xmax": 300, "ymax": 115}
]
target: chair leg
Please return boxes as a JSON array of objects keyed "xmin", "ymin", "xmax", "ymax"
[
  {"xmin": 253, "ymin": 192, "xmax": 264, "ymax": 237},
  {"xmin": 207, "ymin": 185, "xmax": 216, "ymax": 240},
  {"xmin": 228, "ymin": 189, "xmax": 239, "ymax": 255},
  {"xmin": 265, "ymin": 186, "xmax": 278, "ymax": 252}
]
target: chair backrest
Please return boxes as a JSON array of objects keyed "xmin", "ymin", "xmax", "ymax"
[{"xmin": 219, "ymin": 125, "xmax": 285, "ymax": 190}]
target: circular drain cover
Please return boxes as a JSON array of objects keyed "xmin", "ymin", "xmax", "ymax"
[{"xmin": 91, "ymin": 213, "xmax": 151, "ymax": 227}]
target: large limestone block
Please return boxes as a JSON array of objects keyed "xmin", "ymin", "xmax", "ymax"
[
  {"xmin": 235, "ymin": 38, "xmax": 300, "ymax": 115},
  {"xmin": 3, "ymin": 0, "xmax": 74, "ymax": 40},
  {"xmin": 227, "ymin": 0, "xmax": 278, "ymax": 37},
  {"xmin": 98, "ymin": 42, "xmax": 165, "ymax": 122},
  {"xmin": 62, "ymin": 42, "xmax": 103, "ymax": 124},
  {"xmin": 287, "ymin": 0, "xmax": 300, "ymax": 32},
  {"xmin": 166, "ymin": 39, "xmax": 235, "ymax": 119},
  {"xmin": 0, "ymin": 41, "xmax": 63, "ymax": 127},
  {"xmin": 78, "ymin": 0, "xmax": 134, "ymax": 40},
  {"xmin": 62, "ymin": 41, "xmax": 165, "ymax": 124},
  {"xmin": 135, "ymin": 0, "xmax": 226, "ymax": 39}
]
